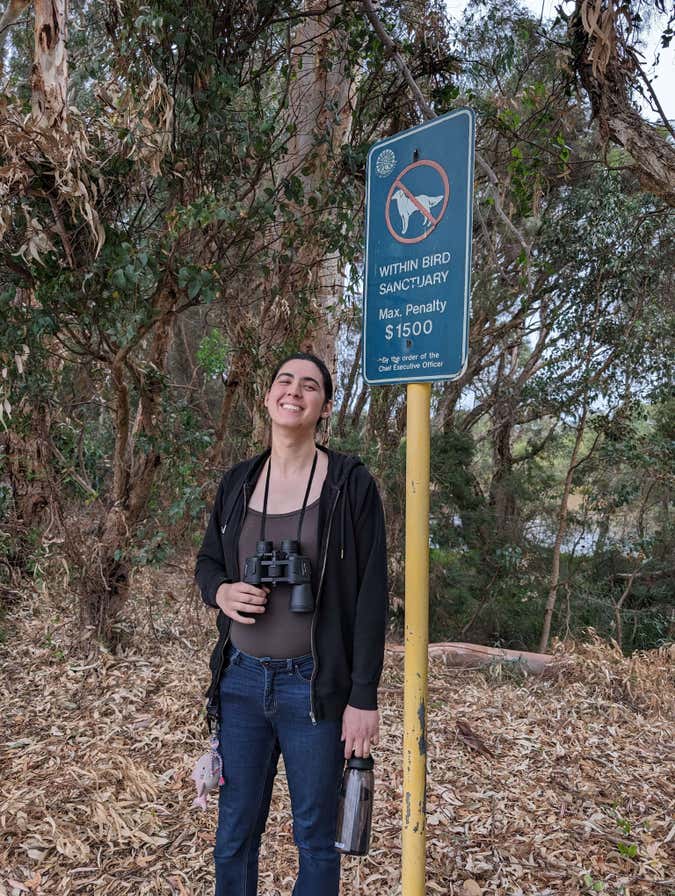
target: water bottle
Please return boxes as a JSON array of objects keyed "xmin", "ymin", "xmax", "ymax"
[{"xmin": 334, "ymin": 754, "xmax": 374, "ymax": 856}]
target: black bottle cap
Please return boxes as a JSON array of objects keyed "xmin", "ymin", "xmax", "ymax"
[{"xmin": 347, "ymin": 755, "xmax": 374, "ymax": 770}]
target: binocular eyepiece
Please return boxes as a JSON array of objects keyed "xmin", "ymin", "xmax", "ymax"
[{"xmin": 243, "ymin": 539, "xmax": 314, "ymax": 613}]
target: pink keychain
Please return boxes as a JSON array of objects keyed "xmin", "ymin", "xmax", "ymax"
[{"xmin": 191, "ymin": 734, "xmax": 224, "ymax": 810}]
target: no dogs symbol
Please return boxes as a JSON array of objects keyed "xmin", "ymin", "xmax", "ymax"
[{"xmin": 385, "ymin": 160, "xmax": 450, "ymax": 245}]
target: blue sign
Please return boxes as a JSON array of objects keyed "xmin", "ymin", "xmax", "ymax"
[{"xmin": 362, "ymin": 109, "xmax": 475, "ymax": 384}]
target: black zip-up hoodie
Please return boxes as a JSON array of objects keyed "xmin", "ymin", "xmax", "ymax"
[{"xmin": 194, "ymin": 446, "xmax": 388, "ymax": 723}]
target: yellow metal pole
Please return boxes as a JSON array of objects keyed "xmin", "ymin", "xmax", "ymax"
[{"xmin": 402, "ymin": 381, "xmax": 431, "ymax": 896}]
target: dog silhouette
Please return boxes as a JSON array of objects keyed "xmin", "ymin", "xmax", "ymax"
[{"xmin": 391, "ymin": 189, "xmax": 444, "ymax": 234}]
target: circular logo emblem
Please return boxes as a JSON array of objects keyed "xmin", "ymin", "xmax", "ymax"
[{"xmin": 375, "ymin": 149, "xmax": 396, "ymax": 177}]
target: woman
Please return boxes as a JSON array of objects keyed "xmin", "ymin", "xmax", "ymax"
[{"xmin": 195, "ymin": 352, "xmax": 388, "ymax": 896}]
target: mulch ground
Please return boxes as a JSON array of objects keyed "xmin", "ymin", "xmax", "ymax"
[{"xmin": 1, "ymin": 566, "xmax": 673, "ymax": 896}]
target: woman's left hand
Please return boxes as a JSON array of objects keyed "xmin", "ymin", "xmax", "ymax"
[{"xmin": 341, "ymin": 706, "xmax": 380, "ymax": 759}]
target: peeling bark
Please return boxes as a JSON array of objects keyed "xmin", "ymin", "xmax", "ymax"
[
  {"xmin": 31, "ymin": 0, "xmax": 68, "ymax": 130},
  {"xmin": 570, "ymin": 0, "xmax": 675, "ymax": 206}
]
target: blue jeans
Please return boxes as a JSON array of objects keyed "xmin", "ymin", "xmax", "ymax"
[{"xmin": 214, "ymin": 647, "xmax": 344, "ymax": 896}]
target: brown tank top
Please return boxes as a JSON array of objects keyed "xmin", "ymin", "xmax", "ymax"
[{"xmin": 230, "ymin": 499, "xmax": 320, "ymax": 658}]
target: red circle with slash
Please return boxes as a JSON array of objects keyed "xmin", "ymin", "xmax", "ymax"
[{"xmin": 385, "ymin": 159, "xmax": 450, "ymax": 245}]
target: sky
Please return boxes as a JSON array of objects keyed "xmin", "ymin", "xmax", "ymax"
[{"xmin": 445, "ymin": 0, "xmax": 674, "ymax": 122}]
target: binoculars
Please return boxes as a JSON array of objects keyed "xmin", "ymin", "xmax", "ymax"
[{"xmin": 243, "ymin": 539, "xmax": 314, "ymax": 613}]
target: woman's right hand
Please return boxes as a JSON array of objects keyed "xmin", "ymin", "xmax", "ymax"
[{"xmin": 215, "ymin": 582, "xmax": 269, "ymax": 623}]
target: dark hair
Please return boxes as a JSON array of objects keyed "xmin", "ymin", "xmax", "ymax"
[{"xmin": 268, "ymin": 352, "xmax": 334, "ymax": 404}]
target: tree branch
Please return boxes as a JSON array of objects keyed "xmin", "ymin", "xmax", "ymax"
[
  {"xmin": 360, "ymin": 0, "xmax": 435, "ymax": 120},
  {"xmin": 360, "ymin": 0, "xmax": 531, "ymax": 257},
  {"xmin": 0, "ymin": 0, "xmax": 32, "ymax": 61},
  {"xmin": 626, "ymin": 46, "xmax": 675, "ymax": 142}
]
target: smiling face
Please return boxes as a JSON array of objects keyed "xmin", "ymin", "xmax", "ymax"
[{"xmin": 264, "ymin": 358, "xmax": 332, "ymax": 434}]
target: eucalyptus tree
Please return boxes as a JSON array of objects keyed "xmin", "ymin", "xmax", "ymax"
[
  {"xmin": 1, "ymin": 0, "xmax": 671, "ymax": 651},
  {"xmin": 0, "ymin": 0, "xmax": 463, "ymax": 640},
  {"xmin": 1, "ymin": 0, "xmax": 366, "ymax": 638}
]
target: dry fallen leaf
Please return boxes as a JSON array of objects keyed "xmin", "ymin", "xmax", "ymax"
[
  {"xmin": 461, "ymin": 880, "xmax": 483, "ymax": 896},
  {"xmin": 0, "ymin": 565, "xmax": 672, "ymax": 896}
]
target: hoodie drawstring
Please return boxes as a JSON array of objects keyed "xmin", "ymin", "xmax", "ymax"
[{"xmin": 340, "ymin": 486, "xmax": 347, "ymax": 560}]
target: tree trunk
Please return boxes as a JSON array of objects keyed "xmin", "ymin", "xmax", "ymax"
[
  {"xmin": 299, "ymin": 253, "xmax": 344, "ymax": 377},
  {"xmin": 538, "ymin": 409, "xmax": 588, "ymax": 653},
  {"xmin": 351, "ymin": 383, "xmax": 368, "ymax": 431},
  {"xmin": 213, "ymin": 4, "xmax": 355, "ymax": 447},
  {"xmin": 1, "ymin": 429, "xmax": 51, "ymax": 529},
  {"xmin": 0, "ymin": 326, "xmax": 62, "ymax": 572},
  {"xmin": 80, "ymin": 282, "xmax": 177, "ymax": 642},
  {"xmin": 207, "ymin": 348, "xmax": 247, "ymax": 468},
  {"xmin": 613, "ymin": 563, "xmax": 641, "ymax": 652},
  {"xmin": 31, "ymin": 0, "xmax": 68, "ymax": 130},
  {"xmin": 274, "ymin": 1, "xmax": 353, "ymax": 369},
  {"xmin": 488, "ymin": 407, "xmax": 517, "ymax": 538},
  {"xmin": 486, "ymin": 348, "xmax": 520, "ymax": 538},
  {"xmin": 365, "ymin": 387, "xmax": 395, "ymax": 454},
  {"xmin": 337, "ymin": 336, "xmax": 361, "ymax": 436}
]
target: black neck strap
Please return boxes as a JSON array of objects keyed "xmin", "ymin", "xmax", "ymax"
[{"xmin": 259, "ymin": 450, "xmax": 319, "ymax": 545}]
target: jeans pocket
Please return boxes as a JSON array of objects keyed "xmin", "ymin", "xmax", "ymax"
[{"xmin": 294, "ymin": 658, "xmax": 314, "ymax": 683}]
